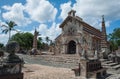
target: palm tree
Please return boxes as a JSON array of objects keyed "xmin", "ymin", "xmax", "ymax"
[
  {"xmin": 45, "ymin": 36, "xmax": 50, "ymax": 44},
  {"xmin": 38, "ymin": 37, "xmax": 42, "ymax": 42},
  {"xmin": 1, "ymin": 21, "xmax": 17, "ymax": 40}
]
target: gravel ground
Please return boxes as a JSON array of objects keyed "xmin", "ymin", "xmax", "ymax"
[
  {"xmin": 23, "ymin": 64, "xmax": 77, "ymax": 79},
  {"xmin": 23, "ymin": 64, "xmax": 120, "ymax": 79}
]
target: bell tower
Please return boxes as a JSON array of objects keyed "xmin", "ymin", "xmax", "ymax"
[
  {"xmin": 68, "ymin": 10, "xmax": 76, "ymax": 16},
  {"xmin": 101, "ymin": 15, "xmax": 107, "ymax": 48},
  {"xmin": 101, "ymin": 15, "xmax": 109, "ymax": 58}
]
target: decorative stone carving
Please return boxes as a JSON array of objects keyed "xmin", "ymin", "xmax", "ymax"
[
  {"xmin": 68, "ymin": 27, "xmax": 75, "ymax": 35},
  {"xmin": 94, "ymin": 50, "xmax": 98, "ymax": 59},
  {"xmin": 80, "ymin": 48, "xmax": 88, "ymax": 60}
]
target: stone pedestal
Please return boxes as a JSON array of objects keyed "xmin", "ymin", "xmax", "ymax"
[
  {"xmin": 79, "ymin": 59, "xmax": 107, "ymax": 79},
  {"xmin": 80, "ymin": 59, "xmax": 88, "ymax": 78}
]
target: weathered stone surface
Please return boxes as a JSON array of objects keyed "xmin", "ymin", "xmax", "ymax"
[{"xmin": 55, "ymin": 10, "xmax": 109, "ymax": 59}]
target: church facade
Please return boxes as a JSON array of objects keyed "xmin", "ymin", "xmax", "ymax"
[{"xmin": 55, "ymin": 10, "xmax": 109, "ymax": 58}]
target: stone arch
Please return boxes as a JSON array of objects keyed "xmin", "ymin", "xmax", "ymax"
[
  {"xmin": 66, "ymin": 38, "xmax": 77, "ymax": 44},
  {"xmin": 67, "ymin": 40, "xmax": 76, "ymax": 54}
]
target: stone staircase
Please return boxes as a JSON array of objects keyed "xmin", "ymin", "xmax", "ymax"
[
  {"xmin": 100, "ymin": 59, "xmax": 120, "ymax": 70},
  {"xmin": 39, "ymin": 54, "xmax": 80, "ymax": 68}
]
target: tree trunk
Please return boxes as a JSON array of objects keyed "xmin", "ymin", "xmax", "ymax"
[{"xmin": 9, "ymin": 30, "xmax": 11, "ymax": 41}]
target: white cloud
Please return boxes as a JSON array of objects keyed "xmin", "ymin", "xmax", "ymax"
[
  {"xmin": 37, "ymin": 22, "xmax": 61, "ymax": 41},
  {"xmin": 2, "ymin": 3, "xmax": 31, "ymax": 26},
  {"xmin": 0, "ymin": 34, "xmax": 8, "ymax": 45},
  {"xmin": 59, "ymin": 1, "xmax": 72, "ymax": 20},
  {"xmin": 59, "ymin": 0, "xmax": 120, "ymax": 28},
  {"xmin": 0, "ymin": 30, "xmax": 18, "ymax": 45},
  {"xmin": 25, "ymin": 0, "xmax": 57, "ymax": 23}
]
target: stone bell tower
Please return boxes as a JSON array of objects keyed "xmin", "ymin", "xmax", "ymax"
[{"xmin": 101, "ymin": 15, "xmax": 109, "ymax": 58}]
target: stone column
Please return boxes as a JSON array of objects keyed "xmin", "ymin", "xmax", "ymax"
[
  {"xmin": 65, "ymin": 44, "xmax": 67, "ymax": 54},
  {"xmin": 33, "ymin": 29, "xmax": 39, "ymax": 49},
  {"xmin": 76, "ymin": 43, "xmax": 79, "ymax": 55},
  {"xmin": 62, "ymin": 44, "xmax": 66, "ymax": 54},
  {"xmin": 80, "ymin": 59, "xmax": 88, "ymax": 78}
]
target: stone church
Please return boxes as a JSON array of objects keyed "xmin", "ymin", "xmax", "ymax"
[{"xmin": 55, "ymin": 10, "xmax": 109, "ymax": 58}]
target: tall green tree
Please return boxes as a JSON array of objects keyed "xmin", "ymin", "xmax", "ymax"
[
  {"xmin": 38, "ymin": 37, "xmax": 42, "ymax": 42},
  {"xmin": 109, "ymin": 40, "xmax": 118, "ymax": 52},
  {"xmin": 37, "ymin": 37, "xmax": 42, "ymax": 49},
  {"xmin": 10, "ymin": 32, "xmax": 43, "ymax": 50},
  {"xmin": 10, "ymin": 32, "xmax": 33, "ymax": 50},
  {"xmin": 1, "ymin": 21, "xmax": 17, "ymax": 40},
  {"xmin": 108, "ymin": 28, "xmax": 120, "ymax": 52}
]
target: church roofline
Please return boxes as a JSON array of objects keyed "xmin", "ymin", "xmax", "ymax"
[
  {"xmin": 59, "ymin": 16, "xmax": 72, "ymax": 28},
  {"xmin": 55, "ymin": 34, "xmax": 62, "ymax": 41},
  {"xmin": 59, "ymin": 15, "xmax": 101, "ymax": 33}
]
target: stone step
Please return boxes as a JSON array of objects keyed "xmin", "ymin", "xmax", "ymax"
[
  {"xmin": 100, "ymin": 59, "xmax": 108, "ymax": 62},
  {"xmin": 103, "ymin": 61, "xmax": 113, "ymax": 64},
  {"xmin": 105, "ymin": 63, "xmax": 118, "ymax": 66},
  {"xmin": 38, "ymin": 54, "xmax": 80, "ymax": 68},
  {"xmin": 112, "ymin": 64, "xmax": 120, "ymax": 70}
]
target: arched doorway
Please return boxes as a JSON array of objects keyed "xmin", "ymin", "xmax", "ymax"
[{"xmin": 67, "ymin": 40, "xmax": 76, "ymax": 54}]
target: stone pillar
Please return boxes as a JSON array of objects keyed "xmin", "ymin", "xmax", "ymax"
[
  {"xmin": 62, "ymin": 44, "xmax": 66, "ymax": 54},
  {"xmin": 80, "ymin": 59, "xmax": 88, "ymax": 78},
  {"xmin": 76, "ymin": 43, "xmax": 79, "ymax": 55},
  {"xmin": 65, "ymin": 44, "xmax": 67, "ymax": 54},
  {"xmin": 33, "ymin": 29, "xmax": 39, "ymax": 49}
]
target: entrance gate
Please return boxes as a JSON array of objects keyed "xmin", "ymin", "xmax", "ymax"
[{"xmin": 68, "ymin": 40, "xmax": 76, "ymax": 54}]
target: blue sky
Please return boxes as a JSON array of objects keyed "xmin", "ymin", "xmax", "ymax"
[{"xmin": 0, "ymin": 0, "xmax": 120, "ymax": 44}]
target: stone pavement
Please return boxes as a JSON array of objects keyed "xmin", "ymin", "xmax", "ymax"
[{"xmin": 23, "ymin": 64, "xmax": 76, "ymax": 79}]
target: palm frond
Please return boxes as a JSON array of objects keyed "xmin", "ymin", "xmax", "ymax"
[
  {"xmin": 2, "ymin": 29, "xmax": 8, "ymax": 34},
  {"xmin": 1, "ymin": 25, "xmax": 8, "ymax": 28},
  {"xmin": 12, "ymin": 28, "xmax": 21, "ymax": 33}
]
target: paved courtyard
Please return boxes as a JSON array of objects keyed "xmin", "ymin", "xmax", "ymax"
[
  {"xmin": 18, "ymin": 54, "xmax": 120, "ymax": 79},
  {"xmin": 23, "ymin": 64, "xmax": 77, "ymax": 79}
]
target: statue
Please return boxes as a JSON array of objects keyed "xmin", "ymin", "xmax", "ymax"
[
  {"xmin": 94, "ymin": 50, "xmax": 98, "ymax": 59},
  {"xmin": 80, "ymin": 48, "xmax": 88, "ymax": 60}
]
